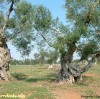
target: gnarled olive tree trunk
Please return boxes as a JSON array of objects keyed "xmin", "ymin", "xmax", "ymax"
[
  {"xmin": 0, "ymin": 1, "xmax": 14, "ymax": 81},
  {"xmin": 57, "ymin": 42, "xmax": 77, "ymax": 83},
  {"xmin": 0, "ymin": 38, "xmax": 11, "ymax": 81},
  {"xmin": 57, "ymin": 42, "xmax": 96, "ymax": 83}
]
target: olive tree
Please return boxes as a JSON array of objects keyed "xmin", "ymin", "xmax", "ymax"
[{"xmin": 34, "ymin": 1, "xmax": 100, "ymax": 83}]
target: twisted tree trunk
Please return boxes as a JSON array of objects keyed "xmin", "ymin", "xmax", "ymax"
[
  {"xmin": 0, "ymin": 39, "xmax": 11, "ymax": 81},
  {"xmin": 57, "ymin": 42, "xmax": 96, "ymax": 83},
  {"xmin": 57, "ymin": 55, "xmax": 96, "ymax": 83},
  {"xmin": 0, "ymin": 1, "xmax": 14, "ymax": 81},
  {"xmin": 57, "ymin": 42, "xmax": 77, "ymax": 83}
]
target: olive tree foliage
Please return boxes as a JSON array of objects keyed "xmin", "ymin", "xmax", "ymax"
[
  {"xmin": 62, "ymin": 0, "xmax": 100, "ymax": 61},
  {"xmin": 67, "ymin": 0, "xmax": 100, "ymax": 60},
  {"xmin": 3, "ymin": 1, "xmax": 56, "ymax": 57},
  {"xmin": 9, "ymin": 1, "xmax": 36, "ymax": 56},
  {"xmin": 0, "ymin": 0, "xmax": 36, "ymax": 55}
]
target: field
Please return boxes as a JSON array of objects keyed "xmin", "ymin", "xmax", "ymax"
[{"xmin": 0, "ymin": 64, "xmax": 100, "ymax": 99}]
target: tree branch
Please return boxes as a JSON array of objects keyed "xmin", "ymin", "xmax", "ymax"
[
  {"xmin": 37, "ymin": 30, "xmax": 55, "ymax": 48},
  {"xmin": 80, "ymin": 56, "xmax": 95, "ymax": 74},
  {"xmin": 1, "ymin": 0, "xmax": 14, "ymax": 38}
]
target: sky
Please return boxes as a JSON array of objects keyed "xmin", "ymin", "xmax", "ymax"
[{"xmin": 7, "ymin": 0, "xmax": 79, "ymax": 60}]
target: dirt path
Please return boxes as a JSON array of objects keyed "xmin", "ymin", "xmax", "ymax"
[{"xmin": 53, "ymin": 90, "xmax": 82, "ymax": 99}]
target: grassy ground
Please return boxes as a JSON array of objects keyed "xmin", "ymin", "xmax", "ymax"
[{"xmin": 0, "ymin": 64, "xmax": 100, "ymax": 99}]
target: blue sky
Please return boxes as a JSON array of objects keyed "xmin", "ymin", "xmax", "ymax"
[{"xmin": 8, "ymin": 0, "xmax": 79, "ymax": 60}]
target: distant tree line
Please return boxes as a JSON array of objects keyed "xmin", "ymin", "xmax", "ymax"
[{"xmin": 10, "ymin": 49, "xmax": 59, "ymax": 65}]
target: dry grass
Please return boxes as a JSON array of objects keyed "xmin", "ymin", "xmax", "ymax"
[{"xmin": 0, "ymin": 64, "xmax": 100, "ymax": 99}]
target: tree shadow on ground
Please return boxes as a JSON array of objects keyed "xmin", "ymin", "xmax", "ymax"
[
  {"xmin": 11, "ymin": 72, "xmax": 56, "ymax": 82},
  {"xmin": 11, "ymin": 73, "xmax": 28, "ymax": 80},
  {"xmin": 26, "ymin": 73, "xmax": 56, "ymax": 83}
]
